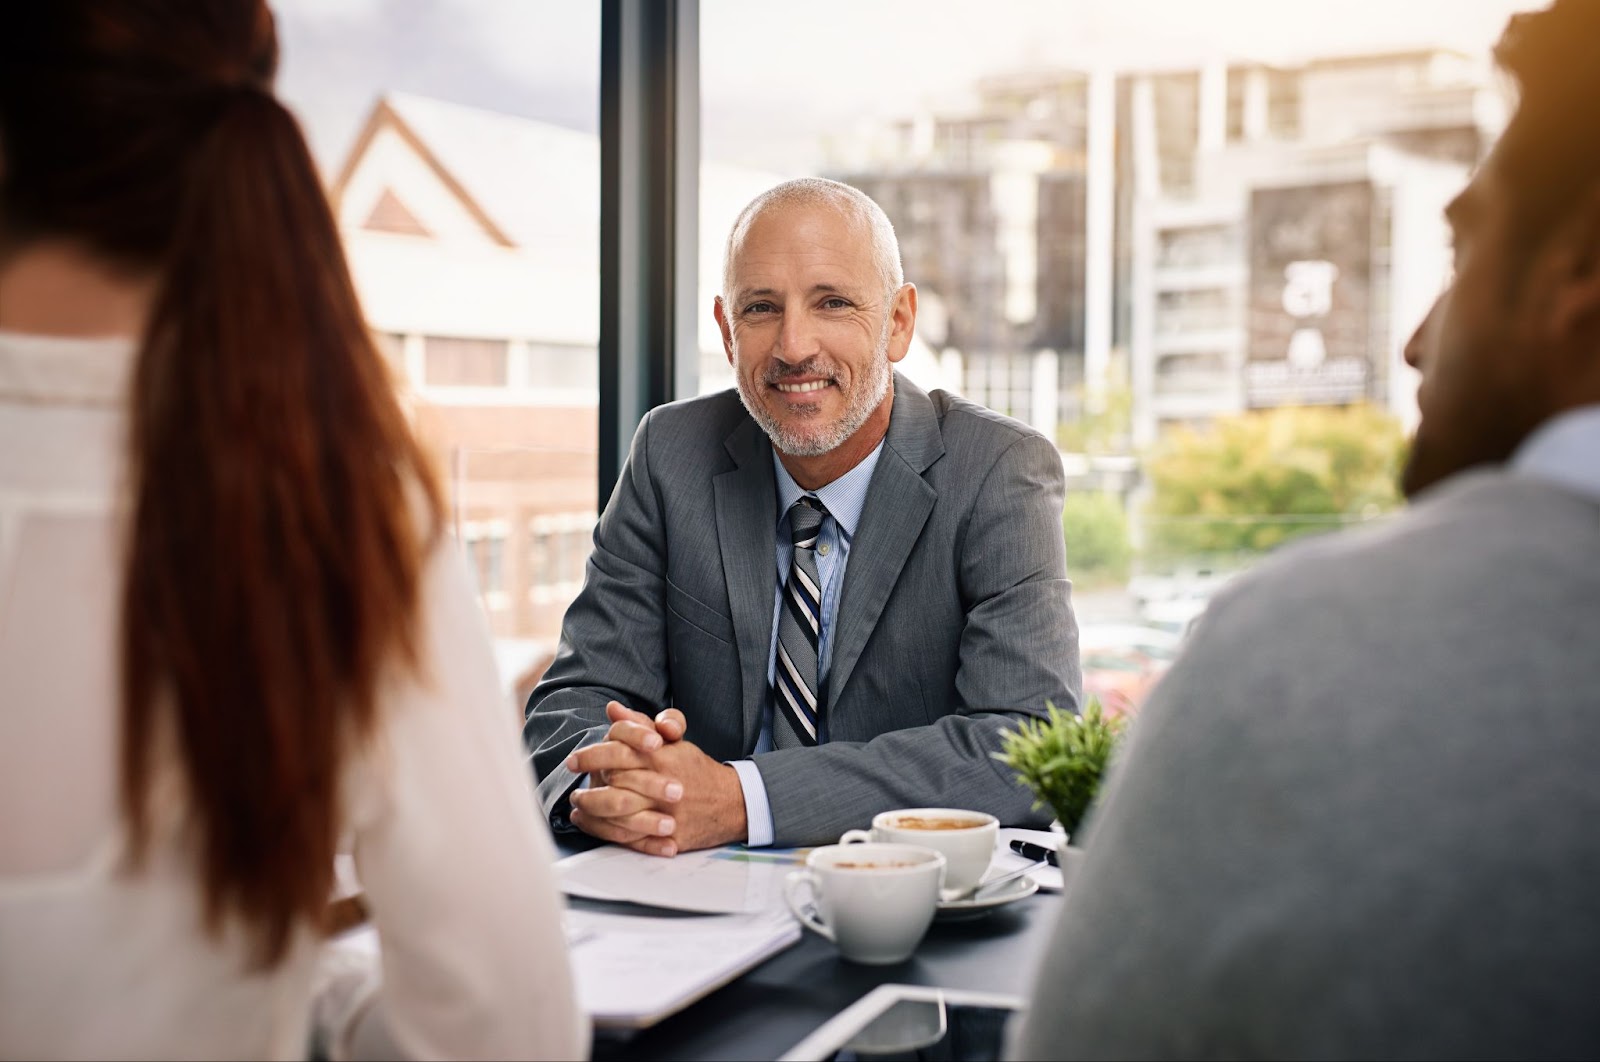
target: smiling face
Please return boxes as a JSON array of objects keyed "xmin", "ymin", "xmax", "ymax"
[{"xmin": 715, "ymin": 199, "xmax": 915, "ymax": 487}]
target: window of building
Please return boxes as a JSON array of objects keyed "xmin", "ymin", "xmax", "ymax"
[
  {"xmin": 1267, "ymin": 69, "xmax": 1302, "ymax": 139},
  {"xmin": 1158, "ymin": 225, "xmax": 1238, "ymax": 270},
  {"xmin": 1225, "ymin": 68, "xmax": 1247, "ymax": 142},
  {"xmin": 1155, "ymin": 352, "xmax": 1231, "ymax": 394},
  {"xmin": 1152, "ymin": 73, "xmax": 1201, "ymax": 199},
  {"xmin": 526, "ymin": 343, "xmax": 600, "ymax": 393},
  {"xmin": 423, "ymin": 336, "xmax": 511, "ymax": 388},
  {"xmin": 1156, "ymin": 289, "xmax": 1236, "ymax": 334},
  {"xmin": 529, "ymin": 512, "xmax": 598, "ymax": 604},
  {"xmin": 461, "ymin": 519, "xmax": 509, "ymax": 610}
]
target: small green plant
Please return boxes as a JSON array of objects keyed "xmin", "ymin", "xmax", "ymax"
[{"xmin": 994, "ymin": 697, "xmax": 1126, "ymax": 840}]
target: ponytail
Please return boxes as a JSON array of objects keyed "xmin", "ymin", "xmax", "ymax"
[{"xmin": 119, "ymin": 86, "xmax": 443, "ymax": 966}]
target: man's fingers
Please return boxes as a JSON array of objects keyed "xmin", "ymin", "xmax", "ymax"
[
  {"xmin": 568, "ymin": 806, "xmax": 647, "ymax": 846},
  {"xmin": 654, "ymin": 708, "xmax": 687, "ymax": 742},
  {"xmin": 565, "ymin": 740, "xmax": 649, "ymax": 777},
  {"xmin": 606, "ymin": 700, "xmax": 686, "ymax": 744},
  {"xmin": 624, "ymin": 836, "xmax": 679, "ymax": 858},
  {"xmin": 605, "ymin": 700, "xmax": 655, "ymax": 726},
  {"xmin": 570, "ymin": 783, "xmax": 656, "ymax": 819},
  {"xmin": 603, "ymin": 718, "xmax": 664, "ymax": 754},
  {"xmin": 571, "ymin": 806, "xmax": 679, "ymax": 857},
  {"xmin": 606, "ymin": 768, "xmax": 684, "ymax": 803},
  {"xmin": 568, "ymin": 791, "xmax": 677, "ymax": 838},
  {"xmin": 609, "ymin": 807, "xmax": 676, "ymax": 837}
]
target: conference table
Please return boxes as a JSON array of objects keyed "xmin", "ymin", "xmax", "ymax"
[{"xmin": 559, "ymin": 836, "xmax": 1063, "ymax": 1061}]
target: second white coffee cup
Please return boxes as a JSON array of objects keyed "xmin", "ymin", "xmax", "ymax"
[
  {"xmin": 783, "ymin": 842, "xmax": 945, "ymax": 964},
  {"xmin": 839, "ymin": 808, "xmax": 999, "ymax": 893}
]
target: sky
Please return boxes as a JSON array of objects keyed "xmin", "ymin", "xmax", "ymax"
[{"xmin": 274, "ymin": 0, "xmax": 1539, "ymax": 175}]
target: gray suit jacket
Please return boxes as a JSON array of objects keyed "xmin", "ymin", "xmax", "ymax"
[
  {"xmin": 1013, "ymin": 470, "xmax": 1600, "ymax": 1060},
  {"xmin": 523, "ymin": 373, "xmax": 1080, "ymax": 846}
]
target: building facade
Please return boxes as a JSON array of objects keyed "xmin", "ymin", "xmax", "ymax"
[
  {"xmin": 333, "ymin": 94, "xmax": 782, "ymax": 672},
  {"xmin": 829, "ymin": 49, "xmax": 1502, "ymax": 455}
]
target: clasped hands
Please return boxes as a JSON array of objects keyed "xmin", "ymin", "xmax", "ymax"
[{"xmin": 565, "ymin": 702, "xmax": 747, "ymax": 857}]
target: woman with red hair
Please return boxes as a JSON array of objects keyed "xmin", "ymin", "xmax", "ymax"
[{"xmin": 0, "ymin": 3, "xmax": 585, "ymax": 1057}]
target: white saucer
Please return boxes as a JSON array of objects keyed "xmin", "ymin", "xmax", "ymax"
[{"xmin": 934, "ymin": 873, "xmax": 1039, "ymax": 921}]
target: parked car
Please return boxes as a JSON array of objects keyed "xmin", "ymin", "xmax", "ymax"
[
  {"xmin": 1137, "ymin": 595, "xmax": 1211, "ymax": 638},
  {"xmin": 1129, "ymin": 566, "xmax": 1241, "ymax": 637},
  {"xmin": 1078, "ymin": 622, "xmax": 1183, "ymax": 718}
]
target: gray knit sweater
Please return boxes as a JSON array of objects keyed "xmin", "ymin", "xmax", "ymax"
[{"xmin": 1013, "ymin": 470, "xmax": 1600, "ymax": 1060}]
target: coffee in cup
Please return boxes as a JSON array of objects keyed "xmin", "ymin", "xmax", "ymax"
[
  {"xmin": 783, "ymin": 843, "xmax": 945, "ymax": 964},
  {"xmin": 840, "ymin": 808, "xmax": 998, "ymax": 893}
]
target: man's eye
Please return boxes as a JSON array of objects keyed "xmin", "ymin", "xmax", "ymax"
[
  {"xmin": 821, "ymin": 297, "xmax": 850, "ymax": 310},
  {"xmin": 743, "ymin": 302, "xmax": 776, "ymax": 315}
]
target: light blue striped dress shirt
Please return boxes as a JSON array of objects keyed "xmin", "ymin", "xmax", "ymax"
[{"xmin": 729, "ymin": 439, "xmax": 885, "ymax": 847}]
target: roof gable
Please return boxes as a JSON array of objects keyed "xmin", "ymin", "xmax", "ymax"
[{"xmin": 363, "ymin": 187, "xmax": 433, "ymax": 237}]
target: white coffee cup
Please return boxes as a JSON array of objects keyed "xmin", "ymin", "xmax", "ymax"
[
  {"xmin": 839, "ymin": 808, "xmax": 999, "ymax": 893},
  {"xmin": 783, "ymin": 843, "xmax": 945, "ymax": 965}
]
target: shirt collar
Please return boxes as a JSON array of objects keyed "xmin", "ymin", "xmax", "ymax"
[
  {"xmin": 772, "ymin": 437, "xmax": 886, "ymax": 537},
  {"xmin": 1510, "ymin": 404, "xmax": 1600, "ymax": 502}
]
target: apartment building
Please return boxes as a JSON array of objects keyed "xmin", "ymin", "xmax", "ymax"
[
  {"xmin": 1124, "ymin": 51, "xmax": 1501, "ymax": 443},
  {"xmin": 832, "ymin": 49, "xmax": 1502, "ymax": 451}
]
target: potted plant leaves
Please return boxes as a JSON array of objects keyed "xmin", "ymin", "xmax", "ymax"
[{"xmin": 994, "ymin": 696, "xmax": 1126, "ymax": 857}]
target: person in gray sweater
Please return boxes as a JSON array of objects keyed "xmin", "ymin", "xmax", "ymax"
[{"xmin": 1013, "ymin": 2, "xmax": 1600, "ymax": 1058}]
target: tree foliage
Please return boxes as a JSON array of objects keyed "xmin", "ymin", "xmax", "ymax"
[
  {"xmin": 1062, "ymin": 491, "xmax": 1133, "ymax": 583},
  {"xmin": 1057, "ymin": 383, "xmax": 1133, "ymax": 455},
  {"xmin": 1143, "ymin": 404, "xmax": 1407, "ymax": 561}
]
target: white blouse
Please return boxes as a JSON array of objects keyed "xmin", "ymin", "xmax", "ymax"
[{"xmin": 0, "ymin": 330, "xmax": 588, "ymax": 1060}]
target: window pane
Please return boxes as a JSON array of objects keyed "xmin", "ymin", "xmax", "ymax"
[
  {"xmin": 424, "ymin": 336, "xmax": 510, "ymax": 388},
  {"xmin": 701, "ymin": 0, "xmax": 1518, "ymax": 716},
  {"xmin": 277, "ymin": 0, "xmax": 599, "ymax": 702}
]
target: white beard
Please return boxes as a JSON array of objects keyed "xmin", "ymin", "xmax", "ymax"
[{"xmin": 736, "ymin": 314, "xmax": 895, "ymax": 458}]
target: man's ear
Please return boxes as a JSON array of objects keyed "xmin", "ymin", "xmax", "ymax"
[
  {"xmin": 1546, "ymin": 182, "xmax": 1600, "ymax": 343},
  {"xmin": 885, "ymin": 283, "xmax": 918, "ymax": 365},
  {"xmin": 714, "ymin": 296, "xmax": 735, "ymax": 365}
]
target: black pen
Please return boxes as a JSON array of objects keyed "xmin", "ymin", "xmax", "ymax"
[{"xmin": 1009, "ymin": 838, "xmax": 1060, "ymax": 867}]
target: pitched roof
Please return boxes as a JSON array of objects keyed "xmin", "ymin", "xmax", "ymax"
[
  {"xmin": 335, "ymin": 93, "xmax": 786, "ymax": 352},
  {"xmin": 383, "ymin": 93, "xmax": 599, "ymax": 256}
]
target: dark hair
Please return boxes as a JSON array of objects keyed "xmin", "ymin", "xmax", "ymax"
[
  {"xmin": 1492, "ymin": 0, "xmax": 1600, "ymax": 259},
  {"xmin": 0, "ymin": 3, "xmax": 443, "ymax": 966}
]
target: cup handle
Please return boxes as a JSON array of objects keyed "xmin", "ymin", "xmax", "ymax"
[
  {"xmin": 784, "ymin": 870, "xmax": 834, "ymax": 943},
  {"xmin": 838, "ymin": 829, "xmax": 873, "ymax": 845}
]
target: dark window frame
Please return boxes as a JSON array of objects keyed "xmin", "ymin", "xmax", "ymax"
[{"xmin": 597, "ymin": 0, "xmax": 700, "ymax": 503}]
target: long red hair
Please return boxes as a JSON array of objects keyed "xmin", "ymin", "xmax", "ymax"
[{"xmin": 0, "ymin": 2, "xmax": 443, "ymax": 965}]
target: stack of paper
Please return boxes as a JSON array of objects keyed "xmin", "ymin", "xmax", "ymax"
[{"xmin": 557, "ymin": 845, "xmax": 810, "ymax": 1028}]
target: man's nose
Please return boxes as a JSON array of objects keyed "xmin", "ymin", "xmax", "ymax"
[
  {"xmin": 775, "ymin": 310, "xmax": 821, "ymax": 364},
  {"xmin": 1403, "ymin": 294, "xmax": 1442, "ymax": 371}
]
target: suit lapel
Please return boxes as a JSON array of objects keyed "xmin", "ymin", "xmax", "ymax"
[
  {"xmin": 713, "ymin": 418, "xmax": 778, "ymax": 753},
  {"xmin": 826, "ymin": 375, "xmax": 943, "ymax": 710}
]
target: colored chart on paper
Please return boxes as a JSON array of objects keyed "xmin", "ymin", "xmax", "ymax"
[{"xmin": 707, "ymin": 847, "xmax": 812, "ymax": 867}]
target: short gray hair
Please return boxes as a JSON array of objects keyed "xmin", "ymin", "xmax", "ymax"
[{"xmin": 720, "ymin": 177, "xmax": 904, "ymax": 302}]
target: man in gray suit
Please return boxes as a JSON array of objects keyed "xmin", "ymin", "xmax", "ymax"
[
  {"xmin": 1015, "ymin": 3, "xmax": 1600, "ymax": 1057},
  {"xmin": 524, "ymin": 178, "xmax": 1080, "ymax": 854}
]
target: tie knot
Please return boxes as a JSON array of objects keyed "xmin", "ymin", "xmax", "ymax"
[{"xmin": 788, "ymin": 496, "xmax": 825, "ymax": 547}]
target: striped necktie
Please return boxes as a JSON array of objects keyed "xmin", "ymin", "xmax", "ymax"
[{"xmin": 773, "ymin": 496, "xmax": 826, "ymax": 748}]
